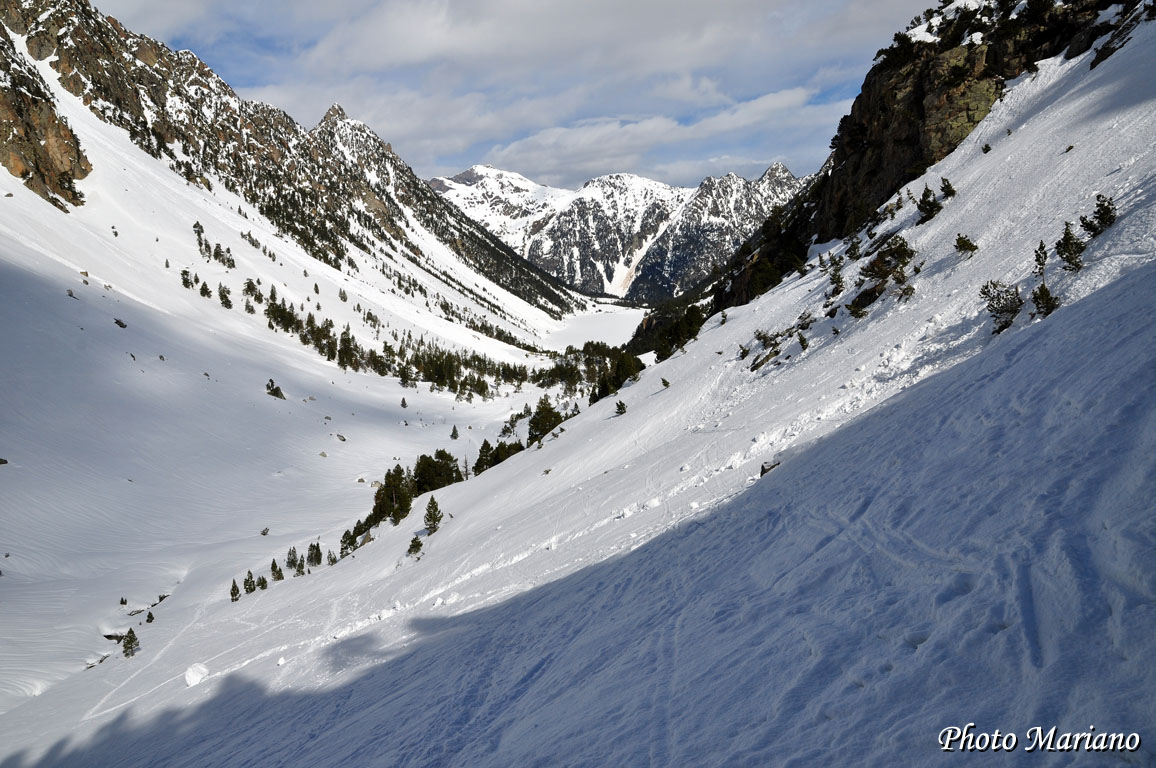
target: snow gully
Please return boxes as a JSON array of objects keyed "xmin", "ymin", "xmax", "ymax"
[{"xmin": 938, "ymin": 723, "xmax": 1142, "ymax": 753}]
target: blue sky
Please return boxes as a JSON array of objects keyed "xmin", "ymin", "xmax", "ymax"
[{"xmin": 94, "ymin": 0, "xmax": 930, "ymax": 188}]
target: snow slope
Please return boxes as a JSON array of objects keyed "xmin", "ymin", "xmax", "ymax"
[{"xmin": 2, "ymin": 8, "xmax": 1156, "ymax": 768}]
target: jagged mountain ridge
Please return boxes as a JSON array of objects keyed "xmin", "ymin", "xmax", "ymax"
[
  {"xmin": 430, "ymin": 162, "xmax": 803, "ymax": 302},
  {"xmin": 0, "ymin": 0, "xmax": 580, "ymax": 328}
]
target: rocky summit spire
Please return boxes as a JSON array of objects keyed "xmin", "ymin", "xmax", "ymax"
[{"xmin": 321, "ymin": 103, "xmax": 348, "ymax": 124}]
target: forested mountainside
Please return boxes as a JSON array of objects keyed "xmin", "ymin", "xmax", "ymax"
[{"xmin": 0, "ymin": 0, "xmax": 579, "ymax": 322}]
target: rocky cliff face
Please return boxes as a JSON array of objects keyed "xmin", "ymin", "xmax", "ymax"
[
  {"xmin": 431, "ymin": 163, "xmax": 803, "ymax": 303},
  {"xmin": 809, "ymin": 0, "xmax": 1121, "ymax": 243},
  {"xmin": 715, "ymin": 0, "xmax": 1131, "ymax": 310},
  {"xmin": 0, "ymin": 20, "xmax": 89, "ymax": 208},
  {"xmin": 0, "ymin": 0, "xmax": 576, "ymax": 319}
]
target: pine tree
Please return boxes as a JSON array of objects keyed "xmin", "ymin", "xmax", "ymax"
[
  {"xmin": 528, "ymin": 395, "xmax": 563, "ymax": 443},
  {"xmin": 1031, "ymin": 283, "xmax": 1060, "ymax": 318},
  {"xmin": 122, "ymin": 628, "xmax": 140, "ymax": 658},
  {"xmin": 615, "ymin": 400, "xmax": 627, "ymax": 415},
  {"xmin": 199, "ymin": 282, "xmax": 212, "ymax": 298},
  {"xmin": 424, "ymin": 497, "xmax": 443, "ymax": 534},
  {"xmin": 1030, "ymin": 241, "xmax": 1060, "ymax": 318},
  {"xmin": 940, "ymin": 177, "xmax": 957, "ymax": 199},
  {"xmin": 916, "ymin": 185, "xmax": 942, "ymax": 223},
  {"xmin": 243, "ymin": 570, "xmax": 256, "ymax": 594},
  {"xmin": 146, "ymin": 611, "xmax": 154, "ymax": 623},
  {"xmin": 473, "ymin": 439, "xmax": 494, "ymax": 475},
  {"xmin": 450, "ymin": 425, "xmax": 459, "ymax": 440},
  {"xmin": 294, "ymin": 558, "xmax": 305, "ymax": 577},
  {"xmin": 230, "ymin": 579, "xmax": 240, "ymax": 602},
  {"xmin": 1055, "ymin": 221, "xmax": 1085, "ymax": 272},
  {"xmin": 271, "ymin": 558, "xmax": 284, "ymax": 581},
  {"xmin": 400, "ymin": 397, "xmax": 408, "ymax": 408},
  {"xmin": 1080, "ymin": 193, "xmax": 1116, "ymax": 237},
  {"xmin": 845, "ymin": 234, "xmax": 862, "ymax": 261},
  {"xmin": 979, "ymin": 280, "xmax": 1024, "ymax": 334},
  {"xmin": 327, "ymin": 550, "xmax": 338, "ymax": 566},
  {"xmin": 954, "ymin": 234, "xmax": 978, "ymax": 255},
  {"xmin": 1032, "ymin": 240, "xmax": 1048, "ymax": 278},
  {"xmin": 256, "ymin": 576, "xmax": 268, "ymax": 590},
  {"xmin": 407, "ymin": 536, "xmax": 423, "ymax": 556},
  {"xmin": 286, "ymin": 547, "xmax": 298, "ymax": 570},
  {"xmin": 661, "ymin": 378, "xmax": 670, "ymax": 388}
]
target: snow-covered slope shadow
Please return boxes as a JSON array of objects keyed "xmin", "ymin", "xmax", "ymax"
[{"xmin": 6, "ymin": 259, "xmax": 1154, "ymax": 768}]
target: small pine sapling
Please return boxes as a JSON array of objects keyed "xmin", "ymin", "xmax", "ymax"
[
  {"xmin": 954, "ymin": 234, "xmax": 978, "ymax": 256},
  {"xmin": 146, "ymin": 611, "xmax": 154, "ymax": 623},
  {"xmin": 424, "ymin": 497, "xmax": 443, "ymax": 534},
  {"xmin": 450, "ymin": 425, "xmax": 459, "ymax": 440},
  {"xmin": 243, "ymin": 570, "xmax": 256, "ymax": 594},
  {"xmin": 256, "ymin": 576, "xmax": 268, "ymax": 590},
  {"xmin": 845, "ymin": 234, "xmax": 862, "ymax": 261},
  {"xmin": 230, "ymin": 579, "xmax": 240, "ymax": 603},
  {"xmin": 661, "ymin": 378, "xmax": 670, "ymax": 388},
  {"xmin": 122, "ymin": 628, "xmax": 140, "ymax": 658},
  {"xmin": 1079, "ymin": 194, "xmax": 1116, "ymax": 237},
  {"xmin": 327, "ymin": 550, "xmax": 338, "ymax": 566},
  {"xmin": 1030, "ymin": 241, "xmax": 1060, "ymax": 318},
  {"xmin": 1055, "ymin": 221, "xmax": 1085, "ymax": 272},
  {"xmin": 979, "ymin": 280, "xmax": 1024, "ymax": 334},
  {"xmin": 407, "ymin": 536, "xmax": 423, "ymax": 556},
  {"xmin": 615, "ymin": 401, "xmax": 627, "ymax": 415},
  {"xmin": 940, "ymin": 177, "xmax": 956, "ymax": 198},
  {"xmin": 916, "ymin": 185, "xmax": 942, "ymax": 223}
]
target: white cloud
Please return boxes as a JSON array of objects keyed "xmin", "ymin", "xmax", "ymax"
[{"xmin": 91, "ymin": 0, "xmax": 930, "ymax": 187}]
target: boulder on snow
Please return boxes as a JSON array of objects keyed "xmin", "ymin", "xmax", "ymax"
[{"xmin": 184, "ymin": 663, "xmax": 209, "ymax": 687}]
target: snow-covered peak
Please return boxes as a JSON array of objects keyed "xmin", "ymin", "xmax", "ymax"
[{"xmin": 434, "ymin": 163, "xmax": 802, "ymax": 300}]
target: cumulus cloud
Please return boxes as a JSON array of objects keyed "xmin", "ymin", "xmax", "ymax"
[{"xmin": 93, "ymin": 0, "xmax": 929, "ymax": 187}]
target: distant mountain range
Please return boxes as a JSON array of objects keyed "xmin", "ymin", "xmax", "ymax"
[{"xmin": 430, "ymin": 163, "xmax": 804, "ymax": 302}]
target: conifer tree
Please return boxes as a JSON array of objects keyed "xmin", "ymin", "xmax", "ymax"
[
  {"xmin": 407, "ymin": 536, "xmax": 423, "ymax": 556},
  {"xmin": 1055, "ymin": 221, "xmax": 1085, "ymax": 272},
  {"xmin": 243, "ymin": 570, "xmax": 256, "ymax": 594},
  {"xmin": 256, "ymin": 576, "xmax": 268, "ymax": 590},
  {"xmin": 954, "ymin": 234, "xmax": 978, "ymax": 255},
  {"xmin": 916, "ymin": 185, "xmax": 942, "ymax": 223},
  {"xmin": 123, "ymin": 628, "xmax": 140, "ymax": 658},
  {"xmin": 146, "ymin": 611, "xmax": 154, "ymax": 623},
  {"xmin": 979, "ymin": 280, "xmax": 1024, "ymax": 333},
  {"xmin": 401, "ymin": 397, "xmax": 408, "ymax": 408},
  {"xmin": 940, "ymin": 177, "xmax": 957, "ymax": 198},
  {"xmin": 528, "ymin": 395, "xmax": 563, "ymax": 443},
  {"xmin": 286, "ymin": 547, "xmax": 298, "ymax": 570},
  {"xmin": 424, "ymin": 497, "xmax": 443, "ymax": 534},
  {"xmin": 1031, "ymin": 241, "xmax": 1060, "ymax": 318},
  {"xmin": 200, "ymin": 282, "xmax": 212, "ymax": 298},
  {"xmin": 1079, "ymin": 194, "xmax": 1116, "ymax": 237},
  {"xmin": 473, "ymin": 439, "xmax": 494, "ymax": 475},
  {"xmin": 230, "ymin": 579, "xmax": 240, "ymax": 602},
  {"xmin": 615, "ymin": 401, "xmax": 628, "ymax": 415},
  {"xmin": 294, "ymin": 558, "xmax": 305, "ymax": 577},
  {"xmin": 327, "ymin": 550, "xmax": 338, "ymax": 566},
  {"xmin": 271, "ymin": 558, "xmax": 284, "ymax": 581},
  {"xmin": 845, "ymin": 234, "xmax": 862, "ymax": 260}
]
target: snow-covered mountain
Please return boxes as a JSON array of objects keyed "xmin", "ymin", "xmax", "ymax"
[
  {"xmin": 2, "ymin": 1, "xmax": 1156, "ymax": 766},
  {"xmin": 430, "ymin": 163, "xmax": 803, "ymax": 301}
]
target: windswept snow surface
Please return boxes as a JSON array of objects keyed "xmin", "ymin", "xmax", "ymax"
[{"xmin": 3, "ymin": 16, "xmax": 1156, "ymax": 768}]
